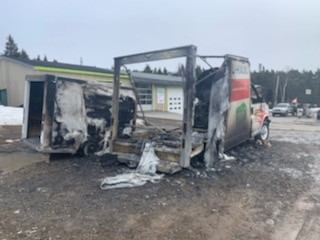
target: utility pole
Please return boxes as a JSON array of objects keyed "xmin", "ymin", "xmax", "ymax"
[
  {"xmin": 282, "ymin": 75, "xmax": 288, "ymax": 103},
  {"xmin": 274, "ymin": 75, "xmax": 280, "ymax": 106}
]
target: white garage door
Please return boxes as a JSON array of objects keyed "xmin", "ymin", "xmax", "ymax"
[{"xmin": 167, "ymin": 87, "xmax": 183, "ymax": 114}]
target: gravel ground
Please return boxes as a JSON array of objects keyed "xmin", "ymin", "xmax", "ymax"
[{"xmin": 0, "ymin": 118, "xmax": 320, "ymax": 240}]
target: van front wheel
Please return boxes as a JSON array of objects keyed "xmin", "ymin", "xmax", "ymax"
[{"xmin": 258, "ymin": 122, "xmax": 269, "ymax": 141}]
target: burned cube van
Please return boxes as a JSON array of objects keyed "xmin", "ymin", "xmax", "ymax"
[{"xmin": 108, "ymin": 46, "xmax": 270, "ymax": 172}]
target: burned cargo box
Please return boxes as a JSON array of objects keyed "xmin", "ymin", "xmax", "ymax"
[
  {"xmin": 22, "ymin": 74, "xmax": 136, "ymax": 154},
  {"xmin": 193, "ymin": 67, "xmax": 226, "ymax": 129}
]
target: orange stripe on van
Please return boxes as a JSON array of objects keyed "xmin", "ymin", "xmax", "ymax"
[{"xmin": 230, "ymin": 79, "xmax": 250, "ymax": 102}]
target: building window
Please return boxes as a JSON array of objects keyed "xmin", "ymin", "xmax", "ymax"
[{"xmin": 135, "ymin": 83, "xmax": 152, "ymax": 105}]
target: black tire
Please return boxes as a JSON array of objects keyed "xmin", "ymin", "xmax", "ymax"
[{"xmin": 82, "ymin": 140, "xmax": 100, "ymax": 156}]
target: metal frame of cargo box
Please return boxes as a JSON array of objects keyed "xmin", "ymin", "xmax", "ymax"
[{"xmin": 110, "ymin": 45, "xmax": 197, "ymax": 168}]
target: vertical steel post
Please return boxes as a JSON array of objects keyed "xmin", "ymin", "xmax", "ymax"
[
  {"xmin": 180, "ymin": 46, "xmax": 197, "ymax": 168},
  {"xmin": 22, "ymin": 77, "xmax": 31, "ymax": 139},
  {"xmin": 110, "ymin": 60, "xmax": 121, "ymax": 151}
]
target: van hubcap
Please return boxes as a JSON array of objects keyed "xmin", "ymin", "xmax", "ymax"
[{"xmin": 261, "ymin": 125, "xmax": 269, "ymax": 140}]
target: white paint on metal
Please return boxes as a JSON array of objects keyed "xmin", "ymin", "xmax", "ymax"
[{"xmin": 100, "ymin": 142, "xmax": 163, "ymax": 190}]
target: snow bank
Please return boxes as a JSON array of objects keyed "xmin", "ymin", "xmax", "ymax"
[{"xmin": 0, "ymin": 105, "xmax": 23, "ymax": 125}]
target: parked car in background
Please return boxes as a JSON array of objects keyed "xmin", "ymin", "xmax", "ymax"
[{"xmin": 272, "ymin": 103, "xmax": 293, "ymax": 116}]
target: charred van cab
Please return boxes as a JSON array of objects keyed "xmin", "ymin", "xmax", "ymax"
[{"xmin": 194, "ymin": 55, "xmax": 270, "ymax": 150}]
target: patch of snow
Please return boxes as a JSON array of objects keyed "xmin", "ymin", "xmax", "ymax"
[
  {"xmin": 271, "ymin": 130, "xmax": 320, "ymax": 145},
  {"xmin": 5, "ymin": 139, "xmax": 14, "ymax": 143},
  {"xmin": 220, "ymin": 153, "xmax": 236, "ymax": 162},
  {"xmin": 135, "ymin": 118, "xmax": 146, "ymax": 126},
  {"xmin": 0, "ymin": 105, "xmax": 23, "ymax": 125}
]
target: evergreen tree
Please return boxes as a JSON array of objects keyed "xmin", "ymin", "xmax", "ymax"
[
  {"xmin": 36, "ymin": 55, "xmax": 41, "ymax": 61},
  {"xmin": 3, "ymin": 35, "xmax": 19, "ymax": 57},
  {"xmin": 19, "ymin": 49, "xmax": 29, "ymax": 59},
  {"xmin": 163, "ymin": 67, "xmax": 168, "ymax": 75},
  {"xmin": 195, "ymin": 65, "xmax": 203, "ymax": 78},
  {"xmin": 176, "ymin": 64, "xmax": 185, "ymax": 76},
  {"xmin": 157, "ymin": 68, "xmax": 162, "ymax": 74},
  {"xmin": 143, "ymin": 64, "xmax": 152, "ymax": 73},
  {"xmin": 153, "ymin": 68, "xmax": 157, "ymax": 74},
  {"xmin": 43, "ymin": 55, "xmax": 48, "ymax": 62}
]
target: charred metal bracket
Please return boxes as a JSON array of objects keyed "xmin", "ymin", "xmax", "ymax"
[{"xmin": 110, "ymin": 45, "xmax": 197, "ymax": 168}]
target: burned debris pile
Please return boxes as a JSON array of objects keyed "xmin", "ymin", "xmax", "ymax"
[{"xmin": 100, "ymin": 141, "xmax": 163, "ymax": 190}]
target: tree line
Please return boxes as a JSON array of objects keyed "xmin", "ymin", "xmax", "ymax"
[
  {"xmin": 143, "ymin": 64, "xmax": 204, "ymax": 78},
  {"xmin": 2, "ymin": 35, "xmax": 50, "ymax": 62},
  {"xmin": 3, "ymin": 35, "xmax": 319, "ymax": 105},
  {"xmin": 251, "ymin": 69, "xmax": 320, "ymax": 106},
  {"xmin": 143, "ymin": 64, "xmax": 320, "ymax": 105}
]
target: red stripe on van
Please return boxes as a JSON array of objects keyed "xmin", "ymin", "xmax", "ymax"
[{"xmin": 230, "ymin": 79, "xmax": 250, "ymax": 102}]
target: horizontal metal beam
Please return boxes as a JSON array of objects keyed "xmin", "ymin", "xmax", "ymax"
[
  {"xmin": 197, "ymin": 55, "xmax": 224, "ymax": 59},
  {"xmin": 198, "ymin": 54, "xmax": 248, "ymax": 62},
  {"xmin": 115, "ymin": 45, "xmax": 196, "ymax": 65}
]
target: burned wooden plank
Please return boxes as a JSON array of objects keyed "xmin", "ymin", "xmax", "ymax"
[
  {"xmin": 113, "ymin": 140, "xmax": 142, "ymax": 155},
  {"xmin": 155, "ymin": 145, "xmax": 181, "ymax": 162}
]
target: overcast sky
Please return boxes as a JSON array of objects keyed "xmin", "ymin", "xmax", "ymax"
[{"xmin": 1, "ymin": 0, "xmax": 319, "ymax": 72}]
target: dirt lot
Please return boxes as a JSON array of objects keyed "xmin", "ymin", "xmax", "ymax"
[{"xmin": 1, "ymin": 116, "xmax": 320, "ymax": 240}]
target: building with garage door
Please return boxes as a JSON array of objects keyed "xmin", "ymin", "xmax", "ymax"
[
  {"xmin": 131, "ymin": 72, "xmax": 184, "ymax": 114},
  {"xmin": 0, "ymin": 56, "xmax": 130, "ymax": 107}
]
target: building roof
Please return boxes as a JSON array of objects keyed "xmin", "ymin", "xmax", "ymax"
[
  {"xmin": 0, "ymin": 56, "xmax": 184, "ymax": 85},
  {"xmin": 131, "ymin": 72, "xmax": 183, "ymax": 86},
  {"xmin": 0, "ymin": 55, "xmax": 114, "ymax": 74}
]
